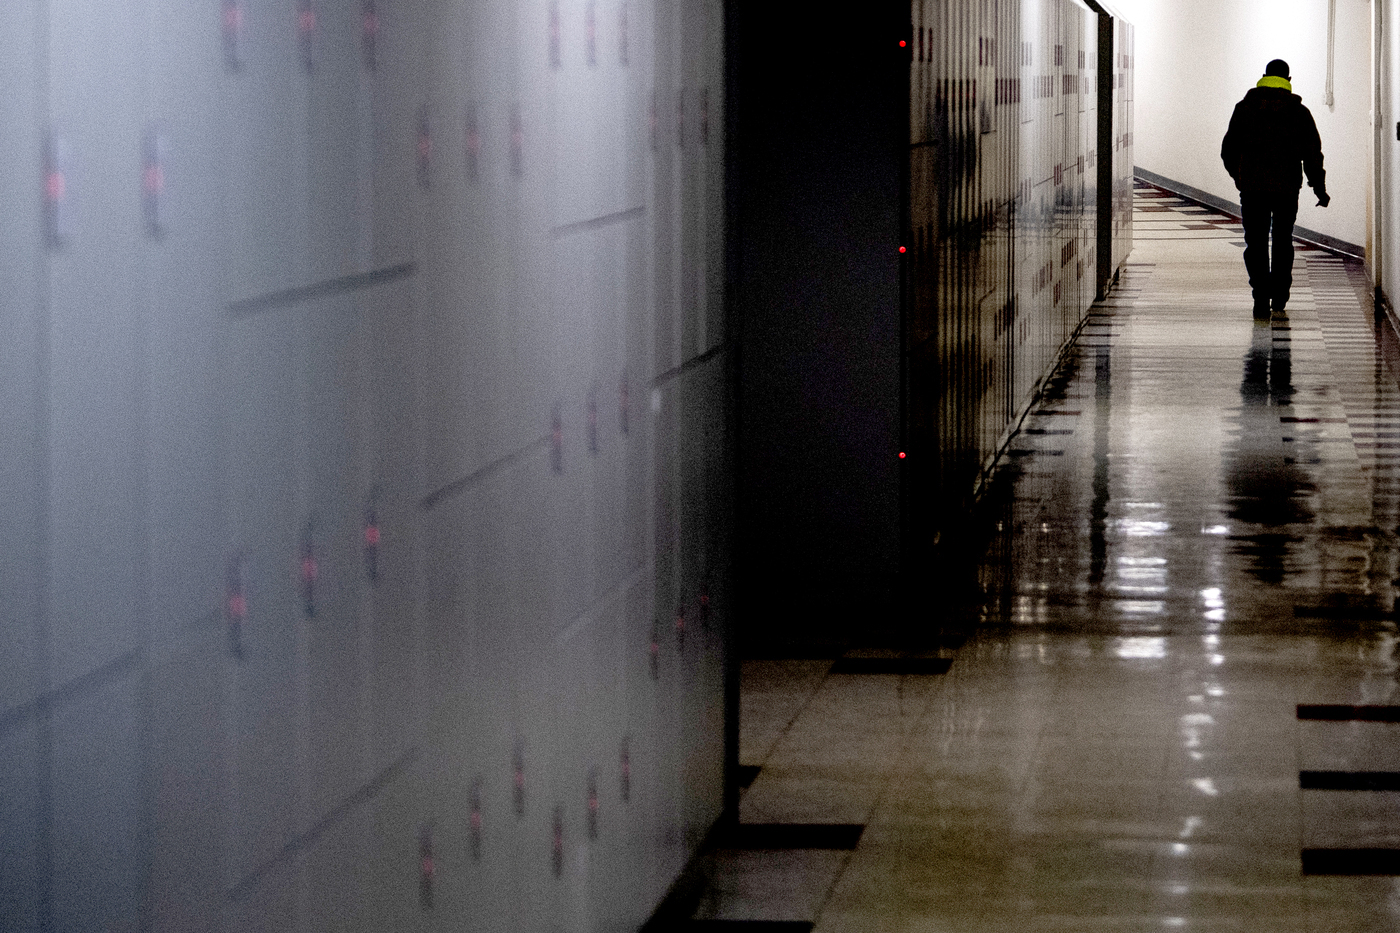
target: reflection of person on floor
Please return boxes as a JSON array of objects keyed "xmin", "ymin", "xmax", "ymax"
[
  {"xmin": 1221, "ymin": 59, "xmax": 1329, "ymax": 320},
  {"xmin": 1227, "ymin": 314, "xmax": 1313, "ymax": 585}
]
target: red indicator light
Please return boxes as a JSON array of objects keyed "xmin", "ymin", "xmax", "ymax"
[
  {"xmin": 44, "ymin": 136, "xmax": 70, "ymax": 248},
  {"xmin": 300, "ymin": 521, "xmax": 318, "ymax": 617},
  {"xmin": 142, "ymin": 126, "xmax": 169, "ymax": 239},
  {"xmin": 899, "ymin": 451, "xmax": 907, "ymax": 459},
  {"xmin": 226, "ymin": 552, "xmax": 248, "ymax": 659},
  {"xmin": 416, "ymin": 107, "xmax": 432, "ymax": 189},
  {"xmin": 362, "ymin": 1, "xmax": 380, "ymax": 70},
  {"xmin": 364, "ymin": 492, "xmax": 381, "ymax": 586},
  {"xmin": 419, "ymin": 825, "xmax": 434, "ymax": 911},
  {"xmin": 297, "ymin": 0, "xmax": 316, "ymax": 71},
  {"xmin": 899, "ymin": 40, "xmax": 906, "ymax": 47},
  {"xmin": 898, "ymin": 246, "xmax": 907, "ymax": 253},
  {"xmin": 222, "ymin": 1, "xmax": 244, "ymax": 71}
]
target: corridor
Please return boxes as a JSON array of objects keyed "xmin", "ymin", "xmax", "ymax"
[{"xmin": 697, "ymin": 185, "xmax": 1400, "ymax": 931}]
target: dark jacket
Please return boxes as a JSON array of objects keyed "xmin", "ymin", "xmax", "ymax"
[{"xmin": 1221, "ymin": 85, "xmax": 1326, "ymax": 195}]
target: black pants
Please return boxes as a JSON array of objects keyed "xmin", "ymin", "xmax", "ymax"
[{"xmin": 1240, "ymin": 190, "xmax": 1299, "ymax": 309}]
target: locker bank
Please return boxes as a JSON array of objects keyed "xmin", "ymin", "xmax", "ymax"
[{"xmin": 10, "ymin": 0, "xmax": 1400, "ymax": 930}]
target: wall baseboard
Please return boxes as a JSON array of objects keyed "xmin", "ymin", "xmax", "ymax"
[{"xmin": 1134, "ymin": 166, "xmax": 1364, "ymax": 260}]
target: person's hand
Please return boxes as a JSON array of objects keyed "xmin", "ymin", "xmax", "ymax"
[{"xmin": 1316, "ymin": 190, "xmax": 1331, "ymax": 208}]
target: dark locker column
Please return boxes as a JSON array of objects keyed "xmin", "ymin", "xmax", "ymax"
[{"xmin": 733, "ymin": 2, "xmax": 906, "ymax": 653}]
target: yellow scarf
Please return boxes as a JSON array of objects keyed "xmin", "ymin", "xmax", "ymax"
[{"xmin": 1257, "ymin": 75, "xmax": 1293, "ymax": 91}]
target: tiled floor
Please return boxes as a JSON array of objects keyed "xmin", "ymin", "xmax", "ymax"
[{"xmin": 700, "ymin": 185, "xmax": 1400, "ymax": 931}]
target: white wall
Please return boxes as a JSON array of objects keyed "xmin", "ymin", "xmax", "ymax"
[
  {"xmin": 1380, "ymin": 0, "xmax": 1400, "ymax": 296},
  {"xmin": 1114, "ymin": 0, "xmax": 1371, "ymax": 249}
]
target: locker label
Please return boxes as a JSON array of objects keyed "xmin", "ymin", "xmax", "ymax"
[
  {"xmin": 464, "ymin": 102, "xmax": 481, "ymax": 184},
  {"xmin": 470, "ymin": 777, "xmax": 483, "ymax": 860},
  {"xmin": 586, "ymin": 1, "xmax": 597, "ymax": 66},
  {"xmin": 44, "ymin": 135, "xmax": 71, "ymax": 249},
  {"xmin": 416, "ymin": 106, "xmax": 432, "ymax": 189},
  {"xmin": 226, "ymin": 551, "xmax": 248, "ymax": 659},
  {"xmin": 143, "ymin": 125, "xmax": 168, "ymax": 240},
  {"xmin": 362, "ymin": 1, "xmax": 380, "ymax": 70},
  {"xmin": 297, "ymin": 0, "xmax": 316, "ymax": 73},
  {"xmin": 222, "ymin": 1, "xmax": 245, "ymax": 71},
  {"xmin": 419, "ymin": 824, "xmax": 434, "ymax": 910}
]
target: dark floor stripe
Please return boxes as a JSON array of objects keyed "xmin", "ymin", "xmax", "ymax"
[
  {"xmin": 1298, "ymin": 704, "xmax": 1400, "ymax": 722},
  {"xmin": 1302, "ymin": 848, "xmax": 1400, "ymax": 875},
  {"xmin": 683, "ymin": 918, "xmax": 817, "ymax": 924},
  {"xmin": 1301, "ymin": 771, "xmax": 1400, "ymax": 791},
  {"xmin": 721, "ymin": 823, "xmax": 864, "ymax": 850},
  {"xmin": 1293, "ymin": 605, "xmax": 1393, "ymax": 621},
  {"xmin": 738, "ymin": 765, "xmax": 761, "ymax": 789},
  {"xmin": 829, "ymin": 657, "xmax": 952, "ymax": 676}
]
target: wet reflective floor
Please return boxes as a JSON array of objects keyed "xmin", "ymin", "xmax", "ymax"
[{"xmin": 699, "ymin": 186, "xmax": 1400, "ymax": 930}]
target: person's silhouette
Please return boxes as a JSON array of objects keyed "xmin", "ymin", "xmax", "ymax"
[{"xmin": 1221, "ymin": 59, "xmax": 1329, "ymax": 320}]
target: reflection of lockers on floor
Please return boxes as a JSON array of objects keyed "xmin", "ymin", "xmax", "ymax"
[
  {"xmin": 907, "ymin": 0, "xmax": 1134, "ymax": 542},
  {"xmin": 0, "ymin": 2, "xmax": 730, "ymax": 931}
]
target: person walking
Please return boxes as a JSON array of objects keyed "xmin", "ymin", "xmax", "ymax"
[{"xmin": 1221, "ymin": 59, "xmax": 1329, "ymax": 320}]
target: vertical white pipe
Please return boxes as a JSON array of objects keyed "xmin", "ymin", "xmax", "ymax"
[
  {"xmin": 1374, "ymin": 0, "xmax": 1384, "ymax": 298},
  {"xmin": 1327, "ymin": 0, "xmax": 1337, "ymax": 109}
]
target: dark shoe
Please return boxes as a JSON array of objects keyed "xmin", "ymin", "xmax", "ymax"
[
  {"xmin": 1253, "ymin": 301, "xmax": 1271, "ymax": 320},
  {"xmin": 1272, "ymin": 301, "xmax": 1287, "ymax": 315}
]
